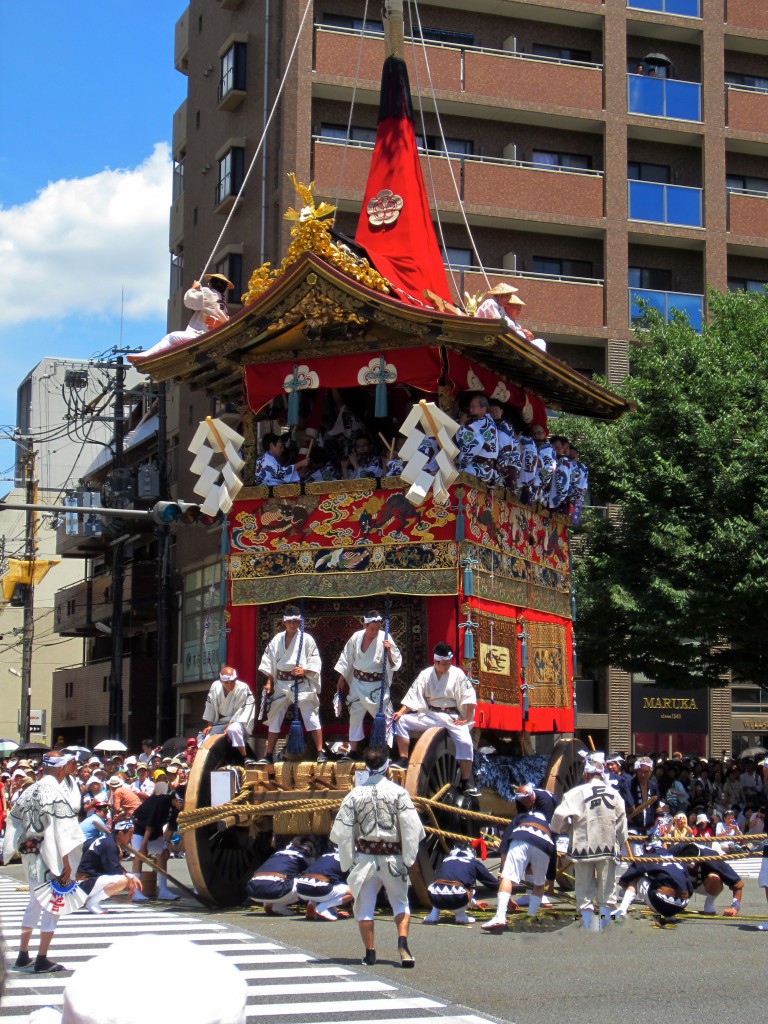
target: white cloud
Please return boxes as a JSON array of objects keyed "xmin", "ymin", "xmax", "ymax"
[{"xmin": 0, "ymin": 144, "xmax": 172, "ymax": 326}]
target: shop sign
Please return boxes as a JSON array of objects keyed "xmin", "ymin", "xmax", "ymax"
[{"xmin": 632, "ymin": 685, "xmax": 709, "ymax": 734}]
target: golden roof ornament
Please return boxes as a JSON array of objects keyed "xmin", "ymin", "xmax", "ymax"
[{"xmin": 241, "ymin": 174, "xmax": 392, "ymax": 305}]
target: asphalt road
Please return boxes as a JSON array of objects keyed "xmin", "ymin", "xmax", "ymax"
[{"xmin": 3, "ymin": 854, "xmax": 767, "ymax": 1024}]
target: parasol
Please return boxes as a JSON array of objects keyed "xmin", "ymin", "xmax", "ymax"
[
  {"xmin": 161, "ymin": 736, "xmax": 190, "ymax": 757},
  {"xmin": 0, "ymin": 739, "xmax": 19, "ymax": 757},
  {"xmin": 15, "ymin": 741, "xmax": 51, "ymax": 755},
  {"xmin": 93, "ymin": 739, "xmax": 128, "ymax": 753}
]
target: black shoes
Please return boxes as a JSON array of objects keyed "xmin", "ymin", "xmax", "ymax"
[
  {"xmin": 392, "ymin": 756, "xmax": 409, "ymax": 770},
  {"xmin": 397, "ymin": 936, "xmax": 415, "ymax": 967},
  {"xmin": 316, "ymin": 751, "xmax": 328, "ymax": 764},
  {"xmin": 255, "ymin": 753, "xmax": 274, "ymax": 766},
  {"xmin": 362, "ymin": 948, "xmax": 377, "ymax": 966}
]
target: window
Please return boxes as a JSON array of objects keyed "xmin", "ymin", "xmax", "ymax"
[
  {"xmin": 627, "ymin": 161, "xmax": 671, "ymax": 183},
  {"xmin": 182, "ymin": 564, "xmax": 224, "ymax": 683},
  {"xmin": 533, "ymin": 257, "xmax": 594, "ymax": 279},
  {"xmin": 726, "ymin": 173, "xmax": 768, "ymax": 195},
  {"xmin": 172, "ymin": 159, "xmax": 184, "ymax": 200},
  {"xmin": 417, "ymin": 134, "xmax": 473, "ymax": 156},
  {"xmin": 533, "ymin": 150, "xmax": 592, "ymax": 171},
  {"xmin": 323, "ymin": 14, "xmax": 384, "ymax": 33},
  {"xmin": 216, "ymin": 147, "xmax": 245, "ymax": 206},
  {"xmin": 219, "ymin": 41, "xmax": 246, "ymax": 102},
  {"xmin": 170, "ymin": 250, "xmax": 184, "ymax": 294},
  {"xmin": 725, "ymin": 72, "xmax": 768, "ymax": 93},
  {"xmin": 442, "ymin": 247, "xmax": 473, "ymax": 266},
  {"xmin": 628, "ymin": 266, "xmax": 672, "ymax": 289},
  {"xmin": 216, "ymin": 253, "xmax": 243, "ymax": 300},
  {"xmin": 728, "ymin": 277, "xmax": 767, "ymax": 293},
  {"xmin": 319, "ymin": 123, "xmax": 377, "ymax": 144},
  {"xmin": 532, "ymin": 43, "xmax": 592, "ymax": 64},
  {"xmin": 415, "ymin": 27, "xmax": 475, "ymax": 47}
]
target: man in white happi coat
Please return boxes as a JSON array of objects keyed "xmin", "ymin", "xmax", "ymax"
[
  {"xmin": 330, "ymin": 746, "xmax": 425, "ymax": 967},
  {"xmin": 335, "ymin": 610, "xmax": 402, "ymax": 757},
  {"xmin": 551, "ymin": 754, "xmax": 628, "ymax": 931},
  {"xmin": 3, "ymin": 752, "xmax": 84, "ymax": 974},
  {"xmin": 393, "ymin": 642, "xmax": 479, "ymax": 796},
  {"xmin": 201, "ymin": 664, "xmax": 256, "ymax": 757},
  {"xmin": 257, "ymin": 605, "xmax": 324, "ymax": 764}
]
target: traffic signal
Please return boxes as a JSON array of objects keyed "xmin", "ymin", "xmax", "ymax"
[{"xmin": 151, "ymin": 500, "xmax": 224, "ymax": 526}]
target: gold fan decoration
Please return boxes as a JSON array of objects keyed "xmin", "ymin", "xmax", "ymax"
[{"xmin": 241, "ymin": 174, "xmax": 391, "ymax": 305}]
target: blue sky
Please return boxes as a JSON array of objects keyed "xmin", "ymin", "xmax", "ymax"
[{"xmin": 0, "ymin": 1, "xmax": 188, "ymax": 478}]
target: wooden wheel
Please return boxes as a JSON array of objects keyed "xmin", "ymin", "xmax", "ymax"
[
  {"xmin": 404, "ymin": 728, "xmax": 479, "ymax": 906},
  {"xmin": 541, "ymin": 737, "xmax": 586, "ymax": 892},
  {"xmin": 185, "ymin": 733, "xmax": 268, "ymax": 906}
]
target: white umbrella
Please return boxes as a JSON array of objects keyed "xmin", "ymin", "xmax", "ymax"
[
  {"xmin": 0, "ymin": 739, "xmax": 19, "ymax": 757},
  {"xmin": 93, "ymin": 739, "xmax": 128, "ymax": 753}
]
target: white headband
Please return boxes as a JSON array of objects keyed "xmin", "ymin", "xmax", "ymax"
[
  {"xmin": 363, "ymin": 615, "xmax": 383, "ymax": 623},
  {"xmin": 283, "ymin": 614, "xmax": 302, "ymax": 621},
  {"xmin": 433, "ymin": 653, "xmax": 454, "ymax": 662},
  {"xmin": 368, "ymin": 758, "xmax": 390, "ymax": 775}
]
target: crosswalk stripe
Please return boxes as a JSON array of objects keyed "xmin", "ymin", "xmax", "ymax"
[
  {"xmin": 244, "ymin": 998, "xmax": 445, "ymax": 1018},
  {"xmin": 0, "ymin": 875, "xmax": 498, "ymax": 1024}
]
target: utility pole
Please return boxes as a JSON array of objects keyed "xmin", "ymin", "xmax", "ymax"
[
  {"xmin": 19, "ymin": 441, "xmax": 36, "ymax": 744},
  {"xmin": 156, "ymin": 381, "xmax": 174, "ymax": 741},
  {"xmin": 108, "ymin": 356, "xmax": 126, "ymax": 739}
]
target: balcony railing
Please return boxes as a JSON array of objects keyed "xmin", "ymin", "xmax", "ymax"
[
  {"xmin": 630, "ymin": 287, "xmax": 703, "ymax": 331},
  {"xmin": 628, "ymin": 180, "xmax": 702, "ymax": 227},
  {"xmin": 628, "ymin": 0, "xmax": 700, "ymax": 14},
  {"xmin": 627, "ymin": 74, "xmax": 701, "ymax": 121}
]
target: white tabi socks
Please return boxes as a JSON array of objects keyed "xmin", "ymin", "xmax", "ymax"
[
  {"xmin": 580, "ymin": 908, "xmax": 594, "ymax": 930},
  {"xmin": 527, "ymin": 895, "xmax": 542, "ymax": 918}
]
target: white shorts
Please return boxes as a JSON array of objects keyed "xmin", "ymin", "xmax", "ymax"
[
  {"xmin": 131, "ymin": 833, "xmax": 166, "ymax": 857},
  {"xmin": 266, "ymin": 683, "xmax": 321, "ymax": 733},
  {"xmin": 501, "ymin": 841, "xmax": 551, "ymax": 888},
  {"xmin": 758, "ymin": 858, "xmax": 768, "ymax": 889}
]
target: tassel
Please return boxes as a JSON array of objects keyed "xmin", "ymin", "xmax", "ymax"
[
  {"xmin": 369, "ymin": 593, "xmax": 390, "ymax": 748},
  {"xmin": 286, "ymin": 614, "xmax": 306, "ymax": 755},
  {"xmin": 286, "ymin": 365, "xmax": 300, "ymax": 426},
  {"xmin": 463, "ymin": 627, "xmax": 474, "ymax": 660},
  {"xmin": 471, "ymin": 836, "xmax": 488, "ymax": 860},
  {"xmin": 455, "ymin": 492, "xmax": 465, "ymax": 541},
  {"xmin": 462, "ymin": 558, "xmax": 474, "ymax": 597},
  {"xmin": 374, "ymin": 357, "xmax": 388, "ymax": 419}
]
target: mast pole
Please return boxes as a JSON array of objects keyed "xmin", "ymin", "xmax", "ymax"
[{"xmin": 382, "ymin": 0, "xmax": 405, "ymax": 58}]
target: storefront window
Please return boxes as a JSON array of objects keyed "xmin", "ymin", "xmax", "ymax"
[{"xmin": 182, "ymin": 563, "xmax": 224, "ymax": 683}]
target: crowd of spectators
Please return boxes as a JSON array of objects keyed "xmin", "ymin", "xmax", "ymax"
[
  {"xmin": 617, "ymin": 751, "xmax": 767, "ymax": 844},
  {"xmin": 0, "ymin": 738, "xmax": 195, "ymax": 875}
]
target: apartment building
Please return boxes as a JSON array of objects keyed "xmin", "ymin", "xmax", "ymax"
[{"xmin": 155, "ymin": 0, "xmax": 768, "ymax": 755}]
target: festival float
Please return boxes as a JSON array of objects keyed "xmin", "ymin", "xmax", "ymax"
[{"xmin": 131, "ymin": 1, "xmax": 631, "ymax": 906}]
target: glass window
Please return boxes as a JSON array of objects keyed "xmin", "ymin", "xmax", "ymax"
[
  {"xmin": 725, "ymin": 72, "xmax": 768, "ymax": 93},
  {"xmin": 442, "ymin": 247, "xmax": 473, "ymax": 266},
  {"xmin": 728, "ymin": 278, "xmax": 768, "ymax": 293},
  {"xmin": 532, "ymin": 43, "xmax": 592, "ymax": 64},
  {"xmin": 416, "ymin": 134, "xmax": 473, "ymax": 156},
  {"xmin": 628, "ymin": 266, "xmax": 672, "ymax": 289},
  {"xmin": 532, "ymin": 257, "xmax": 594, "ymax": 278},
  {"xmin": 627, "ymin": 161, "xmax": 670, "ymax": 183},
  {"xmin": 533, "ymin": 150, "xmax": 592, "ymax": 170},
  {"xmin": 219, "ymin": 41, "xmax": 246, "ymax": 100},
  {"xmin": 216, "ymin": 147, "xmax": 245, "ymax": 206},
  {"xmin": 170, "ymin": 250, "xmax": 184, "ymax": 294},
  {"xmin": 216, "ymin": 253, "xmax": 243, "ymax": 301},
  {"xmin": 726, "ymin": 173, "xmax": 768, "ymax": 194},
  {"xmin": 172, "ymin": 159, "xmax": 184, "ymax": 200},
  {"xmin": 322, "ymin": 14, "xmax": 384, "ymax": 33},
  {"xmin": 182, "ymin": 566, "xmax": 224, "ymax": 683}
]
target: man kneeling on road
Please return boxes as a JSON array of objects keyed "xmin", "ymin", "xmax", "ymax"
[{"xmin": 76, "ymin": 820, "xmax": 142, "ymax": 915}]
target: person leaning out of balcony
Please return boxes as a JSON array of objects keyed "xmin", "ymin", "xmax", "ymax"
[{"xmin": 141, "ymin": 273, "xmax": 234, "ymax": 357}]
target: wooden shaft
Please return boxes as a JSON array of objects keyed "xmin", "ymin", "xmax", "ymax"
[{"xmin": 131, "ymin": 846, "xmax": 208, "ymax": 906}]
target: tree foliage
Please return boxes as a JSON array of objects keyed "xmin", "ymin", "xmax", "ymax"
[{"xmin": 559, "ymin": 288, "xmax": 768, "ymax": 688}]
